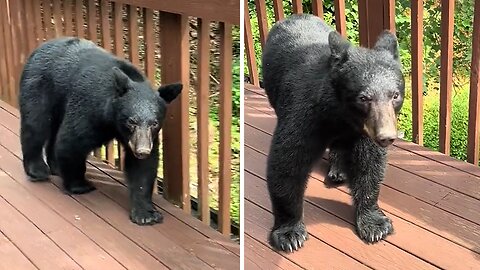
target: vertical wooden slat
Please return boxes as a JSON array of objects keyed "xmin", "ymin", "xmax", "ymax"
[
  {"xmin": 196, "ymin": 18, "xmax": 210, "ymax": 225},
  {"xmin": 52, "ymin": 0, "xmax": 63, "ymax": 37},
  {"xmin": 113, "ymin": 2, "xmax": 124, "ymax": 169},
  {"xmin": 33, "ymin": 0, "xmax": 44, "ymax": 44},
  {"xmin": 384, "ymin": 0, "xmax": 396, "ymax": 33},
  {"xmin": 273, "ymin": 0, "xmax": 284, "ymax": 21},
  {"xmin": 334, "ymin": 0, "xmax": 346, "ymax": 37},
  {"xmin": 358, "ymin": 0, "xmax": 395, "ymax": 48},
  {"xmin": 23, "ymin": 0, "xmax": 36, "ymax": 52},
  {"xmin": 64, "ymin": 0, "xmax": 73, "ymax": 35},
  {"xmin": 159, "ymin": 12, "xmax": 190, "ymax": 211},
  {"xmin": 253, "ymin": 0, "xmax": 268, "ymax": 49},
  {"xmin": 88, "ymin": 0, "xmax": 97, "ymax": 41},
  {"xmin": 126, "ymin": 4, "xmax": 140, "ymax": 182},
  {"xmin": 467, "ymin": 0, "xmax": 480, "ymax": 165},
  {"xmin": 113, "ymin": 2, "xmax": 123, "ymax": 57},
  {"xmin": 128, "ymin": 5, "xmax": 139, "ymax": 67},
  {"xmin": 8, "ymin": 0, "xmax": 23, "ymax": 107},
  {"xmin": 439, "ymin": 0, "xmax": 455, "ymax": 155},
  {"xmin": 358, "ymin": 0, "xmax": 368, "ymax": 46},
  {"xmin": 292, "ymin": 0, "xmax": 303, "ymax": 14},
  {"xmin": 100, "ymin": 0, "xmax": 115, "ymax": 166},
  {"xmin": 75, "ymin": 0, "xmax": 85, "ymax": 38},
  {"xmin": 100, "ymin": 0, "xmax": 112, "ymax": 68},
  {"xmin": 411, "ymin": 0, "xmax": 424, "ymax": 145},
  {"xmin": 144, "ymin": 9, "xmax": 155, "ymax": 83},
  {"xmin": 17, "ymin": 0, "xmax": 28, "ymax": 60},
  {"xmin": 0, "ymin": 1, "xmax": 9, "ymax": 102},
  {"xmin": 218, "ymin": 22, "xmax": 232, "ymax": 235},
  {"xmin": 143, "ymin": 8, "xmax": 157, "ymax": 194},
  {"xmin": 0, "ymin": 0, "xmax": 15, "ymax": 105},
  {"xmin": 43, "ymin": 0, "xmax": 54, "ymax": 39},
  {"xmin": 244, "ymin": 0, "xmax": 259, "ymax": 86},
  {"xmin": 312, "ymin": 0, "xmax": 324, "ymax": 18}
]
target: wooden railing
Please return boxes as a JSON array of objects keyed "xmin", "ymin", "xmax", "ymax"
[
  {"xmin": 0, "ymin": 0, "xmax": 240, "ymax": 236},
  {"xmin": 245, "ymin": 0, "xmax": 480, "ymax": 166}
]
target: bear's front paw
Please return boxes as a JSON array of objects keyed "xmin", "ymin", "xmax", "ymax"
[
  {"xmin": 64, "ymin": 180, "xmax": 96, "ymax": 194},
  {"xmin": 269, "ymin": 221, "xmax": 308, "ymax": 253},
  {"xmin": 356, "ymin": 209, "xmax": 393, "ymax": 243},
  {"xmin": 130, "ymin": 208, "xmax": 163, "ymax": 225},
  {"xmin": 25, "ymin": 160, "xmax": 50, "ymax": 182}
]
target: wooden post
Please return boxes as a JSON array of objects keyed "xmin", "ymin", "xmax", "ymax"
[
  {"xmin": 244, "ymin": 0, "xmax": 260, "ymax": 86},
  {"xmin": 159, "ymin": 12, "xmax": 190, "ymax": 212},
  {"xmin": 254, "ymin": 0, "xmax": 268, "ymax": 49},
  {"xmin": 411, "ymin": 0, "xmax": 424, "ymax": 146},
  {"xmin": 467, "ymin": 0, "xmax": 480, "ymax": 165},
  {"xmin": 439, "ymin": 0, "xmax": 455, "ymax": 155},
  {"xmin": 358, "ymin": 0, "xmax": 396, "ymax": 48},
  {"xmin": 218, "ymin": 22, "xmax": 233, "ymax": 235}
]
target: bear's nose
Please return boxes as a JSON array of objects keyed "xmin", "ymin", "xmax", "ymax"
[
  {"xmin": 134, "ymin": 148, "xmax": 151, "ymax": 159},
  {"xmin": 376, "ymin": 134, "xmax": 396, "ymax": 147}
]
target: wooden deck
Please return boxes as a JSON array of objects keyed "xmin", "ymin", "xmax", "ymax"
[
  {"xmin": 244, "ymin": 84, "xmax": 480, "ymax": 270},
  {"xmin": 0, "ymin": 100, "xmax": 239, "ymax": 270}
]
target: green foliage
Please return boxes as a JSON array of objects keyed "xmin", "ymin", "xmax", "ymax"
[{"xmin": 398, "ymin": 85, "xmax": 470, "ymax": 162}]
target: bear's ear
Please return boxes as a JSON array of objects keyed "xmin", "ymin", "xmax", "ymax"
[
  {"xmin": 373, "ymin": 30, "xmax": 399, "ymax": 61},
  {"xmin": 112, "ymin": 67, "xmax": 131, "ymax": 96},
  {"xmin": 328, "ymin": 31, "xmax": 350, "ymax": 60},
  {"xmin": 158, "ymin": 83, "xmax": 183, "ymax": 103}
]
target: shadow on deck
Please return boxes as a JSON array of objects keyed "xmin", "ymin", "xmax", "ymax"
[
  {"xmin": 0, "ymin": 100, "xmax": 239, "ymax": 269},
  {"xmin": 244, "ymin": 84, "xmax": 480, "ymax": 270}
]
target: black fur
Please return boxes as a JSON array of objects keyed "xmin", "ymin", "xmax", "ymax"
[
  {"xmin": 262, "ymin": 15, "xmax": 405, "ymax": 252},
  {"xmin": 19, "ymin": 37, "xmax": 182, "ymax": 225}
]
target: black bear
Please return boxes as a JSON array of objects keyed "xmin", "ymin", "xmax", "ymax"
[
  {"xmin": 19, "ymin": 37, "xmax": 182, "ymax": 225},
  {"xmin": 262, "ymin": 14, "xmax": 405, "ymax": 252}
]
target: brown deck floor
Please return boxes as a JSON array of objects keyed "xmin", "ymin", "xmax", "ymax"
[
  {"xmin": 0, "ymin": 100, "xmax": 239, "ymax": 270},
  {"xmin": 244, "ymin": 84, "xmax": 480, "ymax": 270}
]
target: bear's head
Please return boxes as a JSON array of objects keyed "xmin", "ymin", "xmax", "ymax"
[
  {"xmin": 111, "ymin": 66, "xmax": 182, "ymax": 159},
  {"xmin": 328, "ymin": 30, "xmax": 405, "ymax": 148}
]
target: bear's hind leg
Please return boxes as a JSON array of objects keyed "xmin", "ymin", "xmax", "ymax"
[
  {"xmin": 348, "ymin": 136, "xmax": 393, "ymax": 243},
  {"xmin": 55, "ymin": 123, "xmax": 96, "ymax": 194},
  {"xmin": 267, "ymin": 124, "xmax": 325, "ymax": 252},
  {"xmin": 124, "ymin": 143, "xmax": 163, "ymax": 225},
  {"xmin": 325, "ymin": 148, "xmax": 348, "ymax": 187},
  {"xmin": 46, "ymin": 115, "xmax": 62, "ymax": 176},
  {"xmin": 20, "ymin": 104, "xmax": 51, "ymax": 181}
]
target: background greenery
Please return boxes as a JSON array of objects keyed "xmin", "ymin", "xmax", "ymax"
[{"xmin": 246, "ymin": 0, "xmax": 477, "ymax": 164}]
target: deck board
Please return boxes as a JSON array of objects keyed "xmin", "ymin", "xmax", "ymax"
[
  {"xmin": 244, "ymin": 84, "xmax": 480, "ymax": 269},
  {"xmin": 0, "ymin": 100, "xmax": 239, "ymax": 269}
]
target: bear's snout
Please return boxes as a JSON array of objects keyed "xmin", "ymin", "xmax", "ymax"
[
  {"xmin": 364, "ymin": 101, "xmax": 398, "ymax": 148},
  {"xmin": 128, "ymin": 128, "xmax": 153, "ymax": 159}
]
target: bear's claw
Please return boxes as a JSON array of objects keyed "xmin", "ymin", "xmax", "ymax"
[
  {"xmin": 356, "ymin": 209, "xmax": 393, "ymax": 244},
  {"xmin": 269, "ymin": 221, "xmax": 308, "ymax": 253},
  {"xmin": 130, "ymin": 208, "xmax": 163, "ymax": 225}
]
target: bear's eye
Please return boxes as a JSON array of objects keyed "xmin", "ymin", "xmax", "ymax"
[
  {"xmin": 152, "ymin": 120, "xmax": 159, "ymax": 128},
  {"xmin": 359, "ymin": 96, "xmax": 371, "ymax": 103},
  {"xmin": 393, "ymin": 92, "xmax": 400, "ymax": 100},
  {"xmin": 126, "ymin": 118, "xmax": 137, "ymax": 128}
]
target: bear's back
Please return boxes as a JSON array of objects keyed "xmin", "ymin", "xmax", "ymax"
[
  {"xmin": 21, "ymin": 37, "xmax": 134, "ymax": 101},
  {"xmin": 262, "ymin": 14, "xmax": 334, "ymax": 114}
]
